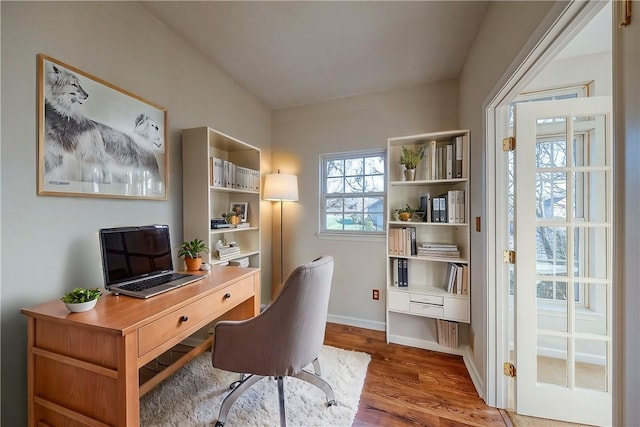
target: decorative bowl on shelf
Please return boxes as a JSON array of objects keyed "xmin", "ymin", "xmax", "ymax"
[{"xmin": 399, "ymin": 211, "xmax": 412, "ymax": 221}]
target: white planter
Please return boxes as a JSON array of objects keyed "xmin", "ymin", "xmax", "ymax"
[{"xmin": 64, "ymin": 299, "xmax": 98, "ymax": 313}]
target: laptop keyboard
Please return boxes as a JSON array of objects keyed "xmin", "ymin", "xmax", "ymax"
[{"xmin": 119, "ymin": 273, "xmax": 190, "ymax": 292}]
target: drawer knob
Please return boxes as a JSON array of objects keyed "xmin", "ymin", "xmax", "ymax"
[
  {"xmin": 180, "ymin": 315, "xmax": 189, "ymax": 322},
  {"xmin": 224, "ymin": 293, "xmax": 231, "ymax": 299}
]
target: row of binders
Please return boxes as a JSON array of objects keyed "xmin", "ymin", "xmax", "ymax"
[
  {"xmin": 444, "ymin": 262, "xmax": 469, "ymax": 295},
  {"xmin": 391, "ymin": 258, "xmax": 409, "ymax": 287},
  {"xmin": 436, "ymin": 319, "xmax": 459, "ymax": 349},
  {"xmin": 424, "ymin": 135, "xmax": 465, "ymax": 181},
  {"xmin": 419, "ymin": 190, "xmax": 465, "ymax": 223},
  {"xmin": 388, "ymin": 227, "xmax": 417, "ymax": 256},
  {"xmin": 209, "ymin": 157, "xmax": 260, "ymax": 191}
]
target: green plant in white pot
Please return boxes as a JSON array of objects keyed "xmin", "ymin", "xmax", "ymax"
[{"xmin": 61, "ymin": 287, "xmax": 102, "ymax": 312}]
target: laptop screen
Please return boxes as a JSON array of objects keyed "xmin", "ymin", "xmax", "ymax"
[{"xmin": 99, "ymin": 225, "xmax": 174, "ymax": 287}]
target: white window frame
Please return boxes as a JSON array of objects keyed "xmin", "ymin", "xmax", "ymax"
[
  {"xmin": 508, "ymin": 84, "xmax": 592, "ymax": 307},
  {"xmin": 318, "ymin": 149, "xmax": 386, "ymax": 241}
]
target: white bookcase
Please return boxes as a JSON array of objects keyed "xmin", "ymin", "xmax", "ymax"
[
  {"xmin": 385, "ymin": 129, "xmax": 470, "ymax": 354},
  {"xmin": 182, "ymin": 127, "xmax": 261, "ymax": 268}
]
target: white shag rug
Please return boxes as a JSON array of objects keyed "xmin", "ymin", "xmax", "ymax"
[{"xmin": 140, "ymin": 345, "xmax": 371, "ymax": 427}]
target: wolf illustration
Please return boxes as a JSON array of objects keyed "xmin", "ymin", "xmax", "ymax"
[
  {"xmin": 133, "ymin": 114, "xmax": 163, "ymax": 153},
  {"xmin": 43, "ymin": 62, "xmax": 160, "ymax": 185}
]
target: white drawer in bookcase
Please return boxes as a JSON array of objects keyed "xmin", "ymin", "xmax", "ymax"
[
  {"xmin": 410, "ymin": 302, "xmax": 444, "ymax": 317},
  {"xmin": 443, "ymin": 297, "xmax": 469, "ymax": 323},
  {"xmin": 410, "ymin": 293, "xmax": 443, "ymax": 305},
  {"xmin": 388, "ymin": 289, "xmax": 410, "ymax": 312}
]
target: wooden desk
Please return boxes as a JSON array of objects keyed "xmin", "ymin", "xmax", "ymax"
[{"xmin": 21, "ymin": 266, "xmax": 260, "ymax": 427}]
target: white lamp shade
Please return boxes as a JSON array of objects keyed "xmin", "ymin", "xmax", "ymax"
[{"xmin": 264, "ymin": 173, "xmax": 299, "ymax": 201}]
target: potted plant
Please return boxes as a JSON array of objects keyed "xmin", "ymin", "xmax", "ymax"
[
  {"xmin": 61, "ymin": 287, "xmax": 102, "ymax": 312},
  {"xmin": 399, "ymin": 145, "xmax": 425, "ymax": 181},
  {"xmin": 178, "ymin": 238, "xmax": 210, "ymax": 271},
  {"xmin": 222, "ymin": 211, "xmax": 240, "ymax": 226}
]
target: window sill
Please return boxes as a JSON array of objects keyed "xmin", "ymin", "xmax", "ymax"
[{"xmin": 315, "ymin": 232, "xmax": 386, "ymax": 243}]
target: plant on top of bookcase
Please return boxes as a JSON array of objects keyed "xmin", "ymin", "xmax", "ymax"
[
  {"xmin": 399, "ymin": 145, "xmax": 425, "ymax": 181},
  {"xmin": 399, "ymin": 145, "xmax": 425, "ymax": 169}
]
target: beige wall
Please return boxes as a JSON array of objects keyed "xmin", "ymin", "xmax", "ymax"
[
  {"xmin": 272, "ymin": 81, "xmax": 458, "ymax": 328},
  {"xmin": 0, "ymin": 2, "xmax": 271, "ymax": 424},
  {"xmin": 458, "ymin": 0, "xmax": 561, "ymax": 398}
]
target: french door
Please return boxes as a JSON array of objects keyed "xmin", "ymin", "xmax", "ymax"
[{"xmin": 514, "ymin": 96, "xmax": 612, "ymax": 426}]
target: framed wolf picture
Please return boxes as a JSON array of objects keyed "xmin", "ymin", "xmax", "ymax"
[{"xmin": 37, "ymin": 54, "xmax": 168, "ymax": 200}]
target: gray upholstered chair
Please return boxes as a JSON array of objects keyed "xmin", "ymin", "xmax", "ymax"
[{"xmin": 211, "ymin": 255, "xmax": 336, "ymax": 427}]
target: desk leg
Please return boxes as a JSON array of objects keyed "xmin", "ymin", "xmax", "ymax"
[
  {"xmin": 26, "ymin": 318, "xmax": 35, "ymax": 427},
  {"xmin": 253, "ymin": 273, "xmax": 261, "ymax": 316},
  {"xmin": 118, "ymin": 332, "xmax": 139, "ymax": 426}
]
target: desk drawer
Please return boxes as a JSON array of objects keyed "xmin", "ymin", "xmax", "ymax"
[{"xmin": 138, "ymin": 276, "xmax": 254, "ymax": 357}]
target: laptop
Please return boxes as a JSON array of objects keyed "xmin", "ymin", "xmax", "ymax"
[{"xmin": 98, "ymin": 224, "xmax": 205, "ymax": 298}]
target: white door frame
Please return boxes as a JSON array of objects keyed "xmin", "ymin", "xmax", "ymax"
[{"xmin": 484, "ymin": 0, "xmax": 609, "ymax": 410}]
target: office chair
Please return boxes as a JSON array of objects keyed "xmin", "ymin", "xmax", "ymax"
[{"xmin": 211, "ymin": 255, "xmax": 336, "ymax": 427}]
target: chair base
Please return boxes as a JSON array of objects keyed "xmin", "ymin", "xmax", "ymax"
[{"xmin": 215, "ymin": 359, "xmax": 336, "ymax": 427}]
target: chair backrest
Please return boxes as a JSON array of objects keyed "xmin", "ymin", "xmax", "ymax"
[{"xmin": 212, "ymin": 255, "xmax": 334, "ymax": 376}]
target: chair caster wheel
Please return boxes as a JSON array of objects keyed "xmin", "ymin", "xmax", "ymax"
[
  {"xmin": 327, "ymin": 400, "xmax": 337, "ymax": 407},
  {"xmin": 215, "ymin": 421, "xmax": 224, "ymax": 427}
]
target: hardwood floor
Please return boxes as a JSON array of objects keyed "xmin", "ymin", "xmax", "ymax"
[{"xmin": 323, "ymin": 323, "xmax": 510, "ymax": 427}]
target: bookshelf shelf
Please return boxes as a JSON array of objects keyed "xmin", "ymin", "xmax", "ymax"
[
  {"xmin": 385, "ymin": 129, "xmax": 471, "ymax": 353},
  {"xmin": 182, "ymin": 126, "xmax": 261, "ymax": 269},
  {"xmin": 210, "ymin": 226, "xmax": 259, "ymax": 236},
  {"xmin": 209, "ymin": 186, "xmax": 260, "ymax": 195}
]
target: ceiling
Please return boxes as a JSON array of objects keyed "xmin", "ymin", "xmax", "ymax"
[
  {"xmin": 141, "ymin": 1, "xmax": 611, "ymax": 111},
  {"xmin": 141, "ymin": 1, "xmax": 489, "ymax": 110}
]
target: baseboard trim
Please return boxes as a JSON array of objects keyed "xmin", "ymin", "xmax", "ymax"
[
  {"xmin": 327, "ymin": 314, "xmax": 386, "ymax": 331},
  {"xmin": 462, "ymin": 345, "xmax": 485, "ymax": 401}
]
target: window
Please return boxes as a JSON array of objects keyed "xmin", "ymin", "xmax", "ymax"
[
  {"xmin": 320, "ymin": 150, "xmax": 385, "ymax": 235},
  {"xmin": 508, "ymin": 84, "xmax": 591, "ymax": 305}
]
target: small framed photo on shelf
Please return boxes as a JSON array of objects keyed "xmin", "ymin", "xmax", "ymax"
[{"xmin": 230, "ymin": 202, "xmax": 248, "ymax": 223}]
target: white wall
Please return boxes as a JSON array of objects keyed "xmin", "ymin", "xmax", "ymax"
[
  {"xmin": 0, "ymin": 2, "xmax": 271, "ymax": 425},
  {"xmin": 526, "ymin": 51, "xmax": 612, "ymax": 96},
  {"xmin": 272, "ymin": 81, "xmax": 458, "ymax": 329},
  {"xmin": 458, "ymin": 0, "xmax": 560, "ymax": 398}
]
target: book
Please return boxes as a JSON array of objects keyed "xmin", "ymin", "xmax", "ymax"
[
  {"xmin": 454, "ymin": 136, "xmax": 463, "ymax": 178},
  {"xmin": 460, "ymin": 264, "xmax": 469, "ymax": 295},
  {"xmin": 446, "ymin": 143, "xmax": 453, "ymax": 179},
  {"xmin": 409, "ymin": 227, "xmax": 417, "ymax": 256},
  {"xmin": 401, "ymin": 258, "xmax": 408, "ymax": 287},
  {"xmin": 417, "ymin": 249, "xmax": 460, "ymax": 258},
  {"xmin": 438, "ymin": 194, "xmax": 448, "ymax": 223},
  {"xmin": 429, "ymin": 140, "xmax": 437, "ymax": 180},
  {"xmin": 419, "ymin": 242, "xmax": 458, "ymax": 250},
  {"xmin": 420, "ymin": 193, "xmax": 431, "ymax": 222},
  {"xmin": 392, "ymin": 258, "xmax": 399, "ymax": 286},
  {"xmin": 445, "ymin": 263, "xmax": 457, "ymax": 293},
  {"xmin": 447, "ymin": 190, "xmax": 456, "ymax": 223},
  {"xmin": 437, "ymin": 319, "xmax": 459, "ymax": 348},
  {"xmin": 432, "ymin": 196, "xmax": 440, "ymax": 223},
  {"xmin": 229, "ymin": 257, "xmax": 249, "ymax": 267}
]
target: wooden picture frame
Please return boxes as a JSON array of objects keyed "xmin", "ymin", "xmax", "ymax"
[
  {"xmin": 37, "ymin": 54, "xmax": 168, "ymax": 199},
  {"xmin": 230, "ymin": 202, "xmax": 248, "ymax": 223}
]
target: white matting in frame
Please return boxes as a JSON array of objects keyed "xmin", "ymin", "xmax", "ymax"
[{"xmin": 37, "ymin": 53, "xmax": 168, "ymax": 200}]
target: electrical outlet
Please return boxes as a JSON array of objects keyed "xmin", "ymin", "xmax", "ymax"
[{"xmin": 372, "ymin": 289, "xmax": 380, "ymax": 300}]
